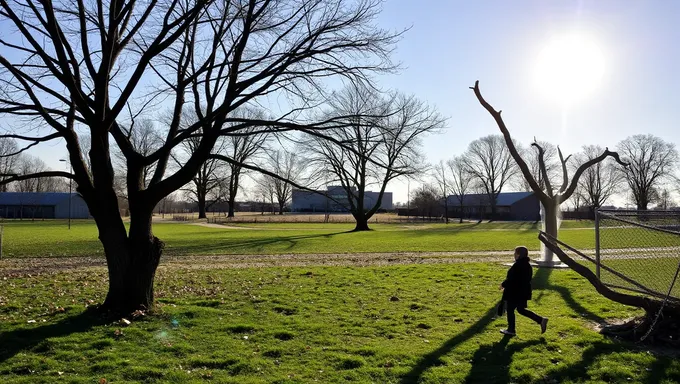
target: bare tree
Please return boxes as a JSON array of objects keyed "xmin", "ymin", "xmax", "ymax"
[
  {"xmin": 471, "ymin": 81, "xmax": 626, "ymax": 264},
  {"xmin": 516, "ymin": 140, "xmax": 560, "ymax": 192},
  {"xmin": 156, "ymin": 193, "xmax": 178, "ymax": 218},
  {"xmin": 463, "ymin": 134, "xmax": 518, "ymax": 218},
  {"xmin": 220, "ymin": 109, "xmax": 269, "ymax": 218},
  {"xmin": 617, "ymin": 135, "xmax": 679, "ymax": 210},
  {"xmin": 0, "ymin": 0, "xmax": 398, "ymax": 312},
  {"xmin": 410, "ymin": 183, "xmax": 440, "ymax": 219},
  {"xmin": 569, "ymin": 187, "xmax": 585, "ymax": 212},
  {"xmin": 259, "ymin": 149, "xmax": 302, "ymax": 214},
  {"xmin": 253, "ymin": 178, "xmax": 276, "ymax": 214},
  {"xmin": 173, "ymin": 110, "xmax": 229, "ymax": 219},
  {"xmin": 178, "ymin": 135, "xmax": 228, "ymax": 219},
  {"xmin": 0, "ymin": 138, "xmax": 19, "ymax": 191},
  {"xmin": 14, "ymin": 155, "xmax": 67, "ymax": 192},
  {"xmin": 657, "ymin": 189, "xmax": 675, "ymax": 210},
  {"xmin": 447, "ymin": 156, "xmax": 473, "ymax": 223},
  {"xmin": 574, "ymin": 145, "xmax": 624, "ymax": 212},
  {"xmin": 432, "ymin": 160, "xmax": 450, "ymax": 223},
  {"xmin": 115, "ymin": 120, "xmax": 161, "ymax": 188},
  {"xmin": 303, "ymin": 84, "xmax": 444, "ymax": 231}
]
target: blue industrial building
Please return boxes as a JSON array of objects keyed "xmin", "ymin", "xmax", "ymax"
[
  {"xmin": 446, "ymin": 191, "xmax": 540, "ymax": 221},
  {"xmin": 291, "ymin": 186, "xmax": 393, "ymax": 213},
  {"xmin": 0, "ymin": 192, "xmax": 90, "ymax": 219}
]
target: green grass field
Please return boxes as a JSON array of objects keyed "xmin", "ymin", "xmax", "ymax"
[
  {"xmin": 2, "ymin": 263, "xmax": 679, "ymax": 383},
  {"xmin": 0, "ymin": 219, "xmax": 663, "ymax": 259}
]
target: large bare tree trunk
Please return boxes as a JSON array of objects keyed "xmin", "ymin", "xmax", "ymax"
[
  {"xmin": 354, "ymin": 216, "xmax": 370, "ymax": 231},
  {"xmin": 227, "ymin": 197, "xmax": 235, "ymax": 218},
  {"xmin": 227, "ymin": 173, "xmax": 239, "ymax": 218},
  {"xmin": 100, "ymin": 209, "xmax": 163, "ymax": 313},
  {"xmin": 197, "ymin": 193, "xmax": 207, "ymax": 219},
  {"xmin": 637, "ymin": 196, "xmax": 649, "ymax": 211},
  {"xmin": 541, "ymin": 202, "xmax": 559, "ymax": 264}
]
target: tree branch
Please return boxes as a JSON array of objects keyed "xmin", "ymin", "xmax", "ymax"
[
  {"xmin": 557, "ymin": 146, "xmax": 572, "ymax": 193},
  {"xmin": 531, "ymin": 140, "xmax": 553, "ymax": 196},
  {"xmin": 208, "ymin": 153, "xmax": 343, "ymax": 206},
  {"xmin": 0, "ymin": 171, "xmax": 75, "ymax": 186},
  {"xmin": 471, "ymin": 81, "xmax": 547, "ymax": 202},
  {"xmin": 561, "ymin": 147, "xmax": 628, "ymax": 202},
  {"xmin": 539, "ymin": 231, "xmax": 661, "ymax": 312}
]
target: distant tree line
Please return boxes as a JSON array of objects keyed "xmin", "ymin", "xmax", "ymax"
[{"xmin": 407, "ymin": 133, "xmax": 679, "ymax": 220}]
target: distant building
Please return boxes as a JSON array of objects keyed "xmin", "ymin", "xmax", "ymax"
[
  {"xmin": 0, "ymin": 192, "xmax": 90, "ymax": 219},
  {"xmin": 446, "ymin": 192, "xmax": 540, "ymax": 221},
  {"xmin": 291, "ymin": 186, "xmax": 393, "ymax": 213}
]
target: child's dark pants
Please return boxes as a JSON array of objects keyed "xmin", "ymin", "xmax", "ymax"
[{"xmin": 506, "ymin": 301, "xmax": 542, "ymax": 332}]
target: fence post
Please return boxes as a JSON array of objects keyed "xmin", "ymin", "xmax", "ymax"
[{"xmin": 595, "ymin": 209, "xmax": 600, "ymax": 280}]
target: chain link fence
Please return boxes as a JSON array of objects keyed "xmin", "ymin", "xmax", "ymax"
[{"xmin": 596, "ymin": 210, "xmax": 680, "ymax": 302}]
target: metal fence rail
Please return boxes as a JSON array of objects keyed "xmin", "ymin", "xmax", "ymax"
[{"xmin": 596, "ymin": 209, "xmax": 680, "ymax": 301}]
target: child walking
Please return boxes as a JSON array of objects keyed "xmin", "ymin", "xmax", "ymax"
[{"xmin": 499, "ymin": 246, "xmax": 548, "ymax": 336}]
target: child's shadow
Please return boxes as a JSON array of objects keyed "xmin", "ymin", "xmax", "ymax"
[{"xmin": 464, "ymin": 334, "xmax": 545, "ymax": 384}]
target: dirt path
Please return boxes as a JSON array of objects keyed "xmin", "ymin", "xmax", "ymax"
[
  {"xmin": 191, "ymin": 222, "xmax": 250, "ymax": 230},
  {"xmin": 3, "ymin": 245, "xmax": 677, "ymax": 277},
  {"xmin": 190, "ymin": 221, "xmax": 595, "ymax": 232},
  {"xmin": 0, "ymin": 250, "xmax": 532, "ymax": 276}
]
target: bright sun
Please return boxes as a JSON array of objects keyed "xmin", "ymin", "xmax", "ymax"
[{"xmin": 534, "ymin": 33, "xmax": 605, "ymax": 106}]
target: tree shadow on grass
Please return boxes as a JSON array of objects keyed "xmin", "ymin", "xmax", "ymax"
[
  {"xmin": 399, "ymin": 305, "xmax": 545, "ymax": 384},
  {"xmin": 642, "ymin": 354, "xmax": 679, "ymax": 384},
  {"xmin": 399, "ymin": 305, "xmax": 497, "ymax": 384},
  {"xmin": 542, "ymin": 340, "xmax": 680, "ymax": 383},
  {"xmin": 463, "ymin": 335, "xmax": 544, "ymax": 383},
  {"xmin": 531, "ymin": 267, "xmax": 605, "ymax": 323},
  {"xmin": 402, "ymin": 268, "xmax": 678, "ymax": 383},
  {"xmin": 0, "ymin": 309, "xmax": 108, "ymax": 365},
  {"xmin": 393, "ymin": 223, "xmax": 482, "ymax": 236},
  {"xmin": 169, "ymin": 230, "xmax": 352, "ymax": 255}
]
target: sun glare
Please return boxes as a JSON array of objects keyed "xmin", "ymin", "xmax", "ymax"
[{"xmin": 534, "ymin": 33, "xmax": 605, "ymax": 106}]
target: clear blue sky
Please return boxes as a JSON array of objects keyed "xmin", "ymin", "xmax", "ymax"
[
  {"xmin": 375, "ymin": 0, "xmax": 680, "ymax": 203},
  {"xmin": 24, "ymin": 0, "xmax": 680, "ymax": 205}
]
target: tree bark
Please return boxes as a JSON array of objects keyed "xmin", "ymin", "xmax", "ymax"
[
  {"xmin": 197, "ymin": 194, "xmax": 207, "ymax": 219},
  {"xmin": 227, "ymin": 171, "xmax": 240, "ymax": 218},
  {"xmin": 541, "ymin": 202, "xmax": 559, "ymax": 263},
  {"xmin": 637, "ymin": 196, "xmax": 649, "ymax": 211},
  {"xmin": 353, "ymin": 217, "xmax": 370, "ymax": 231},
  {"xmin": 278, "ymin": 201, "xmax": 284, "ymax": 215},
  {"xmin": 100, "ymin": 211, "xmax": 164, "ymax": 314},
  {"xmin": 228, "ymin": 197, "xmax": 235, "ymax": 217}
]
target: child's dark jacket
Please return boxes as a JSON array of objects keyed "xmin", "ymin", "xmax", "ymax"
[{"xmin": 501, "ymin": 255, "xmax": 533, "ymax": 308}]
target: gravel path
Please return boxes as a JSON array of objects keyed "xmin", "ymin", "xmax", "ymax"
[
  {"xmin": 0, "ymin": 250, "xmax": 531, "ymax": 276},
  {"xmin": 3, "ymin": 245, "xmax": 677, "ymax": 277}
]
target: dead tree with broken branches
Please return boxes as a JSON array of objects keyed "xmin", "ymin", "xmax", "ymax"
[{"xmin": 471, "ymin": 81, "xmax": 626, "ymax": 264}]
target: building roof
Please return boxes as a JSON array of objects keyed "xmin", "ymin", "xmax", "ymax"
[
  {"xmin": 0, "ymin": 192, "xmax": 77, "ymax": 206},
  {"xmin": 447, "ymin": 192, "xmax": 534, "ymax": 206}
]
